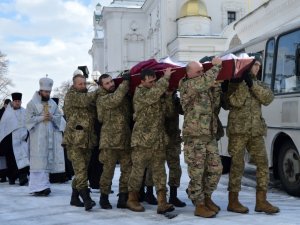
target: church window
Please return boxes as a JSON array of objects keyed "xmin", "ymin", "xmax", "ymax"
[{"xmin": 227, "ymin": 11, "xmax": 236, "ymax": 24}]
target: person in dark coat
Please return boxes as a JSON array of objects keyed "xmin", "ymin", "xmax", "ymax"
[{"xmin": 0, "ymin": 99, "xmax": 11, "ymax": 182}]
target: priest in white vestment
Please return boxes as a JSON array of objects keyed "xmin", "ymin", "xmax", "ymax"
[
  {"xmin": 26, "ymin": 77, "xmax": 65, "ymax": 196},
  {"xmin": 0, "ymin": 93, "xmax": 29, "ymax": 185}
]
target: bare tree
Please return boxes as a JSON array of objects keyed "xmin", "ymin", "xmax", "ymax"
[
  {"xmin": 0, "ymin": 51, "xmax": 13, "ymax": 106},
  {"xmin": 52, "ymin": 80, "xmax": 72, "ymax": 109}
]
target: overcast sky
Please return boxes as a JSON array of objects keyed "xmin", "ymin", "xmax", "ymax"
[{"xmin": 0, "ymin": 0, "xmax": 112, "ymax": 105}]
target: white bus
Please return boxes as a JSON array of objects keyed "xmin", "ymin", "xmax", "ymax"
[{"xmin": 219, "ymin": 19, "xmax": 300, "ymax": 197}]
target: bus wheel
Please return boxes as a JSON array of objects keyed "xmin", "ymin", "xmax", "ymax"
[
  {"xmin": 221, "ymin": 155, "xmax": 231, "ymax": 174},
  {"xmin": 278, "ymin": 142, "xmax": 300, "ymax": 196}
]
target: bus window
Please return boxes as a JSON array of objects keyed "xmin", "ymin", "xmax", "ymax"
[
  {"xmin": 296, "ymin": 44, "xmax": 300, "ymax": 76},
  {"xmin": 274, "ymin": 29, "xmax": 300, "ymax": 94},
  {"xmin": 263, "ymin": 38, "xmax": 275, "ymax": 87}
]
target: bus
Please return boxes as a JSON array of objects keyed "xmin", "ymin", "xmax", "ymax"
[{"xmin": 218, "ymin": 19, "xmax": 300, "ymax": 197}]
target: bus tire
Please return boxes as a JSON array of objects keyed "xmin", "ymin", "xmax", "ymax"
[
  {"xmin": 221, "ymin": 155, "xmax": 231, "ymax": 174},
  {"xmin": 278, "ymin": 142, "xmax": 300, "ymax": 197}
]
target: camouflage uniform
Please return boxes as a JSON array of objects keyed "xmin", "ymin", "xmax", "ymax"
[
  {"xmin": 178, "ymin": 66, "xmax": 223, "ymax": 205},
  {"xmin": 96, "ymin": 81, "xmax": 132, "ymax": 195},
  {"xmin": 143, "ymin": 93, "xmax": 182, "ymax": 188},
  {"xmin": 226, "ymin": 75, "xmax": 274, "ymax": 192},
  {"xmin": 165, "ymin": 93, "xmax": 183, "ymax": 187},
  {"xmin": 128, "ymin": 76, "xmax": 170, "ymax": 193},
  {"xmin": 63, "ymin": 87, "xmax": 98, "ymax": 191}
]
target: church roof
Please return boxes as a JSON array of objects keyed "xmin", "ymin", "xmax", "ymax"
[
  {"xmin": 179, "ymin": 0, "xmax": 209, "ymax": 19},
  {"xmin": 109, "ymin": 0, "xmax": 145, "ymax": 8}
]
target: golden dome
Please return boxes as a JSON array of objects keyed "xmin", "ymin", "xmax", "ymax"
[{"xmin": 179, "ymin": 0, "xmax": 210, "ymax": 18}]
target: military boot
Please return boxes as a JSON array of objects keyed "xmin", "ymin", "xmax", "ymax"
[
  {"xmin": 79, "ymin": 188, "xmax": 95, "ymax": 211},
  {"xmin": 255, "ymin": 190, "xmax": 280, "ymax": 214},
  {"xmin": 157, "ymin": 190, "xmax": 174, "ymax": 214},
  {"xmin": 145, "ymin": 186, "xmax": 157, "ymax": 205},
  {"xmin": 227, "ymin": 192, "xmax": 249, "ymax": 214},
  {"xmin": 127, "ymin": 191, "xmax": 145, "ymax": 212},
  {"xmin": 100, "ymin": 193, "xmax": 112, "ymax": 209},
  {"xmin": 169, "ymin": 186, "xmax": 186, "ymax": 207},
  {"xmin": 194, "ymin": 202, "xmax": 216, "ymax": 218},
  {"xmin": 205, "ymin": 194, "xmax": 220, "ymax": 213},
  {"xmin": 70, "ymin": 188, "xmax": 84, "ymax": 207},
  {"xmin": 117, "ymin": 192, "xmax": 128, "ymax": 209}
]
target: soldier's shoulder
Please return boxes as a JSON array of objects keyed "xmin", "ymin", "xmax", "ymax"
[
  {"xmin": 134, "ymin": 85, "xmax": 144, "ymax": 96},
  {"xmin": 179, "ymin": 77, "xmax": 188, "ymax": 88}
]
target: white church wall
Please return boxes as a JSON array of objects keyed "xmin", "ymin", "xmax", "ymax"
[
  {"xmin": 102, "ymin": 9, "xmax": 147, "ymax": 75},
  {"xmin": 90, "ymin": 0, "xmax": 271, "ymax": 74}
]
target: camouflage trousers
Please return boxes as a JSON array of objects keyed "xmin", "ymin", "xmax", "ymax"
[
  {"xmin": 99, "ymin": 148, "xmax": 132, "ymax": 195},
  {"xmin": 145, "ymin": 143, "xmax": 182, "ymax": 187},
  {"xmin": 67, "ymin": 146, "xmax": 92, "ymax": 191},
  {"xmin": 166, "ymin": 143, "xmax": 182, "ymax": 187},
  {"xmin": 144, "ymin": 166, "xmax": 153, "ymax": 187},
  {"xmin": 128, "ymin": 146, "xmax": 167, "ymax": 193},
  {"xmin": 184, "ymin": 137, "xmax": 222, "ymax": 204},
  {"xmin": 228, "ymin": 135, "xmax": 269, "ymax": 192}
]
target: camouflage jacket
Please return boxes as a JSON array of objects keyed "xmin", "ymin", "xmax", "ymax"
[
  {"xmin": 226, "ymin": 75, "xmax": 274, "ymax": 137},
  {"xmin": 131, "ymin": 76, "xmax": 170, "ymax": 148},
  {"xmin": 63, "ymin": 86, "xmax": 98, "ymax": 149},
  {"xmin": 179, "ymin": 65, "xmax": 221, "ymax": 140},
  {"xmin": 96, "ymin": 81, "xmax": 131, "ymax": 150}
]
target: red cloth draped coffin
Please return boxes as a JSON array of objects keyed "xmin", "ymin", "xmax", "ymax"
[{"xmin": 114, "ymin": 58, "xmax": 255, "ymax": 94}]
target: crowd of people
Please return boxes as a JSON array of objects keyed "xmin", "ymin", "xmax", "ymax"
[{"xmin": 0, "ymin": 56, "xmax": 280, "ymax": 218}]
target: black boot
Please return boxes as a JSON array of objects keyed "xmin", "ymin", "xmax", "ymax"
[
  {"xmin": 0, "ymin": 176, "xmax": 6, "ymax": 183},
  {"xmin": 70, "ymin": 188, "xmax": 84, "ymax": 207},
  {"xmin": 169, "ymin": 186, "xmax": 186, "ymax": 207},
  {"xmin": 79, "ymin": 188, "xmax": 95, "ymax": 211},
  {"xmin": 139, "ymin": 185, "xmax": 145, "ymax": 202},
  {"xmin": 145, "ymin": 186, "xmax": 157, "ymax": 205},
  {"xmin": 19, "ymin": 173, "xmax": 28, "ymax": 186},
  {"xmin": 117, "ymin": 193, "xmax": 128, "ymax": 208},
  {"xmin": 33, "ymin": 188, "xmax": 51, "ymax": 196},
  {"xmin": 0, "ymin": 169, "xmax": 7, "ymax": 183},
  {"xmin": 100, "ymin": 193, "xmax": 112, "ymax": 209}
]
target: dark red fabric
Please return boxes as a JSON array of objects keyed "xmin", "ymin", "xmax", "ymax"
[
  {"xmin": 130, "ymin": 59, "xmax": 158, "ymax": 75},
  {"xmin": 115, "ymin": 58, "xmax": 255, "ymax": 94}
]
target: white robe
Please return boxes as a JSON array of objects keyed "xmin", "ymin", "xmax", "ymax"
[
  {"xmin": 26, "ymin": 92, "xmax": 66, "ymax": 193},
  {"xmin": 0, "ymin": 104, "xmax": 29, "ymax": 169},
  {"xmin": 26, "ymin": 92, "xmax": 65, "ymax": 173}
]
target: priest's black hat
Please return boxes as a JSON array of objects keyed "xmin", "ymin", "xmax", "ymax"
[{"xmin": 11, "ymin": 92, "xmax": 22, "ymax": 101}]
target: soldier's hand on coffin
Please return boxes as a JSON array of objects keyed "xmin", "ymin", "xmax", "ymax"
[
  {"xmin": 221, "ymin": 80, "xmax": 229, "ymax": 92},
  {"xmin": 211, "ymin": 80, "xmax": 222, "ymax": 88},
  {"xmin": 164, "ymin": 67, "xmax": 176, "ymax": 79},
  {"xmin": 211, "ymin": 57, "xmax": 222, "ymax": 66},
  {"xmin": 122, "ymin": 71, "xmax": 131, "ymax": 81},
  {"xmin": 244, "ymin": 73, "xmax": 253, "ymax": 88}
]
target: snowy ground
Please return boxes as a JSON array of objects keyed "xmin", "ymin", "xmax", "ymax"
[{"xmin": 0, "ymin": 157, "xmax": 299, "ymax": 225}]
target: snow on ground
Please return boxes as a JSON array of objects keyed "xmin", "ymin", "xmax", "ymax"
[{"xmin": 0, "ymin": 157, "xmax": 299, "ymax": 225}]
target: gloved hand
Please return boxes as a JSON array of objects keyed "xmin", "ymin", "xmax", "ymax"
[
  {"xmin": 122, "ymin": 71, "xmax": 131, "ymax": 81},
  {"xmin": 221, "ymin": 80, "xmax": 229, "ymax": 93},
  {"xmin": 230, "ymin": 76, "xmax": 243, "ymax": 83},
  {"xmin": 244, "ymin": 73, "xmax": 253, "ymax": 88}
]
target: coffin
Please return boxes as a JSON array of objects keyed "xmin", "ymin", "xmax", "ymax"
[{"xmin": 114, "ymin": 58, "xmax": 255, "ymax": 94}]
